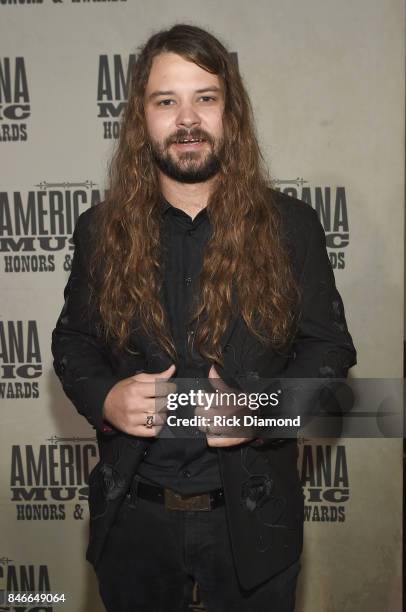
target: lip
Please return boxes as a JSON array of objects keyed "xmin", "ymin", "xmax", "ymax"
[{"xmin": 171, "ymin": 140, "xmax": 207, "ymax": 150}]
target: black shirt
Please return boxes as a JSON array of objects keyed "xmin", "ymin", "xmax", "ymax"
[{"xmin": 136, "ymin": 198, "xmax": 223, "ymax": 494}]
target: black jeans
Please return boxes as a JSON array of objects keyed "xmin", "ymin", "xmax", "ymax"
[{"xmin": 95, "ymin": 480, "xmax": 301, "ymax": 612}]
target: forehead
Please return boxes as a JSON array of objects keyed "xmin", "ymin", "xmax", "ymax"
[{"xmin": 145, "ymin": 52, "xmax": 222, "ymax": 94}]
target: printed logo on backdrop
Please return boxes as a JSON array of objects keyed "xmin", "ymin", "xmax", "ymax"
[
  {"xmin": 275, "ymin": 178, "xmax": 350, "ymax": 270},
  {"xmin": 0, "ymin": 183, "xmax": 104, "ymax": 273},
  {"xmin": 0, "ymin": 58, "xmax": 30, "ymax": 142},
  {"xmin": 299, "ymin": 440, "xmax": 350, "ymax": 523},
  {"xmin": 97, "ymin": 54, "xmax": 136, "ymax": 139},
  {"xmin": 97, "ymin": 52, "xmax": 239, "ymax": 140},
  {"xmin": 0, "ymin": 321, "xmax": 42, "ymax": 399},
  {"xmin": 0, "ymin": 556, "xmax": 53, "ymax": 612},
  {"xmin": 9, "ymin": 436, "xmax": 97, "ymax": 521},
  {"xmin": 0, "ymin": 0, "xmax": 45, "ymax": 4}
]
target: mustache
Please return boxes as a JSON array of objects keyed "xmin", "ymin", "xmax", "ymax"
[{"xmin": 164, "ymin": 128, "xmax": 215, "ymax": 147}]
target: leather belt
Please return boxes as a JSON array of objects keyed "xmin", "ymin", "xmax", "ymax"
[{"xmin": 133, "ymin": 480, "xmax": 225, "ymax": 511}]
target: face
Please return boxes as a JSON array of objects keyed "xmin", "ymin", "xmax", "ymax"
[{"xmin": 144, "ymin": 52, "xmax": 225, "ymax": 183}]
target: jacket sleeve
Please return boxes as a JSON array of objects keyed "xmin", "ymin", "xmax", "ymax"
[
  {"xmin": 51, "ymin": 208, "xmax": 121, "ymax": 434},
  {"xmin": 248, "ymin": 207, "xmax": 357, "ymax": 445},
  {"xmin": 281, "ymin": 207, "xmax": 356, "ymax": 378}
]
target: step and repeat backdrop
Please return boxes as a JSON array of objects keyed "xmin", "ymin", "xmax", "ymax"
[{"xmin": 0, "ymin": 1, "xmax": 404, "ymax": 611}]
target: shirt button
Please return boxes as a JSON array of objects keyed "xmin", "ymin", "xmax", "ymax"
[
  {"xmin": 185, "ymin": 277, "xmax": 192, "ymax": 286},
  {"xmin": 182, "ymin": 470, "xmax": 191, "ymax": 478},
  {"xmin": 187, "ymin": 229, "xmax": 193, "ymax": 236}
]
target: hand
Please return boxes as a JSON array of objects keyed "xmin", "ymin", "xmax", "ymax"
[
  {"xmin": 196, "ymin": 365, "xmax": 254, "ymax": 447},
  {"xmin": 102, "ymin": 364, "xmax": 176, "ymax": 437}
]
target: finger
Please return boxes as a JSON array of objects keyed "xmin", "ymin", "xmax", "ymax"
[
  {"xmin": 135, "ymin": 380, "xmax": 177, "ymax": 398},
  {"xmin": 194, "ymin": 393, "xmax": 215, "ymax": 417},
  {"xmin": 119, "ymin": 422, "xmax": 157, "ymax": 437},
  {"xmin": 208, "ymin": 378, "xmax": 230, "ymax": 393},
  {"xmin": 209, "ymin": 365, "xmax": 220, "ymax": 378},
  {"xmin": 206, "ymin": 436, "xmax": 249, "ymax": 447},
  {"xmin": 142, "ymin": 396, "xmax": 171, "ymax": 413},
  {"xmin": 154, "ymin": 364, "xmax": 177, "ymax": 379},
  {"xmin": 130, "ymin": 412, "xmax": 167, "ymax": 428},
  {"xmin": 194, "ymin": 404, "xmax": 209, "ymax": 418},
  {"xmin": 133, "ymin": 364, "xmax": 176, "ymax": 383},
  {"xmin": 153, "ymin": 380, "xmax": 178, "ymax": 397},
  {"xmin": 208, "ymin": 368, "xmax": 232, "ymax": 393},
  {"xmin": 203, "ymin": 421, "xmax": 253, "ymax": 436},
  {"xmin": 197, "ymin": 418, "xmax": 214, "ymax": 433}
]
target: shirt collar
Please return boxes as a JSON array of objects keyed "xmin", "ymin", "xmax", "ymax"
[
  {"xmin": 159, "ymin": 195, "xmax": 209, "ymax": 226},
  {"xmin": 160, "ymin": 196, "xmax": 172, "ymax": 215}
]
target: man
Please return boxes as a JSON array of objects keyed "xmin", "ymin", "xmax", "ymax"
[{"xmin": 52, "ymin": 24, "xmax": 356, "ymax": 612}]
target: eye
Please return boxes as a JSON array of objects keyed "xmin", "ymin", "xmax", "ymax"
[
  {"xmin": 198, "ymin": 96, "xmax": 216, "ymax": 103},
  {"xmin": 157, "ymin": 99, "xmax": 175, "ymax": 106}
]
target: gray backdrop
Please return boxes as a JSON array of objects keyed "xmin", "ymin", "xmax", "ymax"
[{"xmin": 0, "ymin": 1, "xmax": 404, "ymax": 611}]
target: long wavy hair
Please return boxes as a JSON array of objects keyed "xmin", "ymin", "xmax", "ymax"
[{"xmin": 90, "ymin": 24, "xmax": 300, "ymax": 365}]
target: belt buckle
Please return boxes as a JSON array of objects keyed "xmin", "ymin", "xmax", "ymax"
[{"xmin": 164, "ymin": 489, "xmax": 211, "ymax": 511}]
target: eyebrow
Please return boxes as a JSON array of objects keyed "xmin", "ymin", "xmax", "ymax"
[{"xmin": 147, "ymin": 86, "xmax": 222, "ymax": 100}]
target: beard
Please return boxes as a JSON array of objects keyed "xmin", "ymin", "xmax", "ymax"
[{"xmin": 150, "ymin": 128, "xmax": 224, "ymax": 184}]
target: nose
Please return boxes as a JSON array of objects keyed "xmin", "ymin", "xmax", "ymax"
[{"xmin": 175, "ymin": 102, "xmax": 201, "ymax": 130}]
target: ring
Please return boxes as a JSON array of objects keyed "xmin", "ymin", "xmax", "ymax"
[{"xmin": 146, "ymin": 415, "xmax": 154, "ymax": 429}]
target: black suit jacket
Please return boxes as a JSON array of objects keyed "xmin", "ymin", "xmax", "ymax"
[{"xmin": 51, "ymin": 190, "xmax": 356, "ymax": 590}]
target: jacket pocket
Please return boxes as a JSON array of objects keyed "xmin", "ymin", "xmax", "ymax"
[{"xmin": 88, "ymin": 463, "xmax": 108, "ymax": 520}]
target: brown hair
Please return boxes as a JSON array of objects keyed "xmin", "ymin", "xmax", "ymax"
[{"xmin": 90, "ymin": 24, "xmax": 299, "ymax": 364}]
